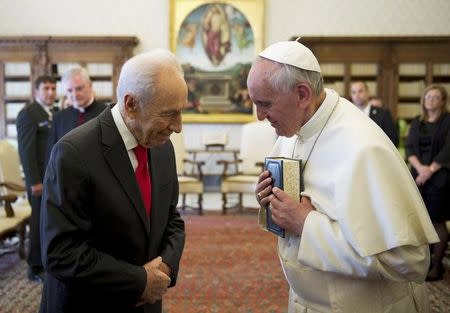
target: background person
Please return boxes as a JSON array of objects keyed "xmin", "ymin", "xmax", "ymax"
[
  {"xmin": 46, "ymin": 67, "xmax": 107, "ymax": 159},
  {"xmin": 40, "ymin": 50, "xmax": 186, "ymax": 313},
  {"xmin": 406, "ymin": 84, "xmax": 450, "ymax": 281},
  {"xmin": 250, "ymin": 40, "xmax": 438, "ymax": 313},
  {"xmin": 16, "ymin": 75, "xmax": 58, "ymax": 283},
  {"xmin": 351, "ymin": 81, "xmax": 399, "ymax": 146}
]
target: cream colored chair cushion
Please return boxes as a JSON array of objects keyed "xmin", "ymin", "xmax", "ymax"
[
  {"xmin": 171, "ymin": 132, "xmax": 204, "ymax": 214},
  {"xmin": 5, "ymin": 198, "xmax": 31, "ymax": 221},
  {"xmin": 0, "ymin": 213, "xmax": 23, "ymax": 236},
  {"xmin": 0, "ymin": 140, "xmax": 31, "ymax": 259},
  {"xmin": 0, "ymin": 199, "xmax": 29, "ymax": 236},
  {"xmin": 178, "ymin": 176, "xmax": 204, "ymax": 194},
  {"xmin": 0, "ymin": 140, "xmax": 27, "ymax": 198},
  {"xmin": 221, "ymin": 175, "xmax": 258, "ymax": 194}
]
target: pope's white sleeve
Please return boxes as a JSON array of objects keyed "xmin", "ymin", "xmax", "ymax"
[{"xmin": 298, "ymin": 210, "xmax": 429, "ymax": 282}]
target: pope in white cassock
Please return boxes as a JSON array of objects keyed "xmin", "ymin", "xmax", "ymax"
[{"xmin": 249, "ymin": 39, "xmax": 439, "ymax": 313}]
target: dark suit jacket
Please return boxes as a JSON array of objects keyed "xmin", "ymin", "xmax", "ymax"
[
  {"xmin": 46, "ymin": 100, "xmax": 107, "ymax": 161},
  {"xmin": 16, "ymin": 101, "xmax": 59, "ymax": 269},
  {"xmin": 16, "ymin": 101, "xmax": 58, "ymax": 186},
  {"xmin": 40, "ymin": 108, "xmax": 185, "ymax": 313},
  {"xmin": 369, "ymin": 106, "xmax": 399, "ymax": 147}
]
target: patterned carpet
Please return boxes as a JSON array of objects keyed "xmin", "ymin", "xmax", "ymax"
[
  {"xmin": 163, "ymin": 213, "xmax": 288, "ymax": 313},
  {"xmin": 1, "ymin": 213, "xmax": 449, "ymax": 313}
]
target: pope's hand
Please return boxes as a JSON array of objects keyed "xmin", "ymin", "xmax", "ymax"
[{"xmin": 269, "ymin": 188, "xmax": 315, "ymax": 235}]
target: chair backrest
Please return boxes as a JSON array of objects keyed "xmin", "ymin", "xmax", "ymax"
[
  {"xmin": 171, "ymin": 132, "xmax": 186, "ymax": 176},
  {"xmin": 239, "ymin": 121, "xmax": 277, "ymax": 175},
  {"xmin": 0, "ymin": 140, "xmax": 26, "ymax": 197}
]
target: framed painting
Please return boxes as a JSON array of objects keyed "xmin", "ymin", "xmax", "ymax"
[{"xmin": 169, "ymin": 0, "xmax": 265, "ymax": 123}]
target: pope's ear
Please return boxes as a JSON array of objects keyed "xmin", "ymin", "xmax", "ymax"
[
  {"xmin": 124, "ymin": 94, "xmax": 137, "ymax": 117},
  {"xmin": 296, "ymin": 83, "xmax": 312, "ymax": 107}
]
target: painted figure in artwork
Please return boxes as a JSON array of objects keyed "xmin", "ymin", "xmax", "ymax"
[
  {"xmin": 201, "ymin": 4, "xmax": 231, "ymax": 66},
  {"xmin": 175, "ymin": 3, "xmax": 256, "ymax": 114},
  {"xmin": 181, "ymin": 23, "xmax": 198, "ymax": 50}
]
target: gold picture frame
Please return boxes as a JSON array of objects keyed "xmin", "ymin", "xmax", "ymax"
[{"xmin": 170, "ymin": 0, "xmax": 265, "ymax": 123}]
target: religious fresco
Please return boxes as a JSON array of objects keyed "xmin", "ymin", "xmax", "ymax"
[{"xmin": 175, "ymin": 2, "xmax": 255, "ymax": 117}]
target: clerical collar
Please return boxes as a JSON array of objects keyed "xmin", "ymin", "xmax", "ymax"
[
  {"xmin": 296, "ymin": 88, "xmax": 338, "ymax": 140},
  {"xmin": 73, "ymin": 97, "xmax": 94, "ymax": 113}
]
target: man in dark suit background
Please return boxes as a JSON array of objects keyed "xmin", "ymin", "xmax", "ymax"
[
  {"xmin": 46, "ymin": 67, "xmax": 107, "ymax": 159},
  {"xmin": 16, "ymin": 75, "xmax": 58, "ymax": 283},
  {"xmin": 40, "ymin": 49, "xmax": 186, "ymax": 313},
  {"xmin": 351, "ymin": 81, "xmax": 399, "ymax": 146}
]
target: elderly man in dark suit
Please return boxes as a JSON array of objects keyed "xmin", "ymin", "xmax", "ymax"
[
  {"xmin": 16, "ymin": 75, "xmax": 58, "ymax": 283},
  {"xmin": 46, "ymin": 67, "xmax": 107, "ymax": 160},
  {"xmin": 40, "ymin": 50, "xmax": 187, "ymax": 313},
  {"xmin": 351, "ymin": 81, "xmax": 399, "ymax": 146}
]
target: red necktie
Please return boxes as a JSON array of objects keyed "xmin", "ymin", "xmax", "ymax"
[
  {"xmin": 133, "ymin": 145, "xmax": 151, "ymax": 216},
  {"xmin": 77, "ymin": 111, "xmax": 85, "ymax": 125}
]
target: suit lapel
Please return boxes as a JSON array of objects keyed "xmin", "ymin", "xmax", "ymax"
[
  {"xmin": 33, "ymin": 101, "xmax": 51, "ymax": 121},
  {"xmin": 369, "ymin": 107, "xmax": 380, "ymax": 123},
  {"xmin": 99, "ymin": 109, "xmax": 150, "ymax": 234},
  {"xmin": 148, "ymin": 150, "xmax": 159, "ymax": 237}
]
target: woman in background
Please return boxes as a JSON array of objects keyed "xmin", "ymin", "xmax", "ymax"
[{"xmin": 406, "ymin": 84, "xmax": 450, "ymax": 281}]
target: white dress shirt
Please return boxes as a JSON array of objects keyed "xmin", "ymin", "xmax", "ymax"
[{"xmin": 111, "ymin": 104, "xmax": 140, "ymax": 171}]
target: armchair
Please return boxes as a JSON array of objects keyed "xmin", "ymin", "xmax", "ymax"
[
  {"xmin": 0, "ymin": 140, "xmax": 32, "ymax": 258},
  {"xmin": 217, "ymin": 121, "xmax": 277, "ymax": 214},
  {"xmin": 171, "ymin": 132, "xmax": 205, "ymax": 215}
]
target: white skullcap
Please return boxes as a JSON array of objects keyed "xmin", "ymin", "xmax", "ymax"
[{"xmin": 259, "ymin": 37, "xmax": 321, "ymax": 73}]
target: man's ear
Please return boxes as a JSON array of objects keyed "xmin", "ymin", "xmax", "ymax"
[
  {"xmin": 124, "ymin": 94, "xmax": 137, "ymax": 118},
  {"xmin": 296, "ymin": 83, "xmax": 312, "ymax": 108}
]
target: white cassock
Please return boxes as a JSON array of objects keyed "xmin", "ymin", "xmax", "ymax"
[{"xmin": 271, "ymin": 89, "xmax": 439, "ymax": 313}]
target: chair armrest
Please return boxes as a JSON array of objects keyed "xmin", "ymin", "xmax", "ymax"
[
  {"xmin": 183, "ymin": 159, "xmax": 205, "ymax": 179},
  {"xmin": 255, "ymin": 161, "xmax": 265, "ymax": 172},
  {"xmin": 205, "ymin": 143, "xmax": 225, "ymax": 151},
  {"xmin": 0, "ymin": 194, "xmax": 18, "ymax": 217},
  {"xmin": 0, "ymin": 181, "xmax": 26, "ymax": 192},
  {"xmin": 217, "ymin": 159, "xmax": 242, "ymax": 177},
  {"xmin": 196, "ymin": 161, "xmax": 205, "ymax": 179}
]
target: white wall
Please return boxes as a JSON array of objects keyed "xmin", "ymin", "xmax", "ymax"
[
  {"xmin": 265, "ymin": 0, "xmax": 450, "ymax": 44},
  {"xmin": 0, "ymin": 0, "xmax": 171, "ymax": 53},
  {"xmin": 1, "ymin": 0, "xmax": 449, "ymax": 52},
  {"xmin": 1, "ymin": 0, "xmax": 450, "ymax": 153}
]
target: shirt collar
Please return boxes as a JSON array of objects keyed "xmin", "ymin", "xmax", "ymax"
[
  {"xmin": 111, "ymin": 104, "xmax": 138, "ymax": 151},
  {"xmin": 363, "ymin": 103, "xmax": 371, "ymax": 116},
  {"xmin": 35, "ymin": 98, "xmax": 53, "ymax": 114},
  {"xmin": 296, "ymin": 88, "xmax": 338, "ymax": 140}
]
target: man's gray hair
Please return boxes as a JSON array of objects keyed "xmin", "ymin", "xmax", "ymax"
[
  {"xmin": 61, "ymin": 67, "xmax": 91, "ymax": 86},
  {"xmin": 256, "ymin": 56, "xmax": 323, "ymax": 97},
  {"xmin": 116, "ymin": 49, "xmax": 184, "ymax": 106}
]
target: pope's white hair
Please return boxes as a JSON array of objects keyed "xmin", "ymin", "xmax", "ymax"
[
  {"xmin": 116, "ymin": 49, "xmax": 184, "ymax": 107},
  {"xmin": 255, "ymin": 56, "xmax": 323, "ymax": 97}
]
